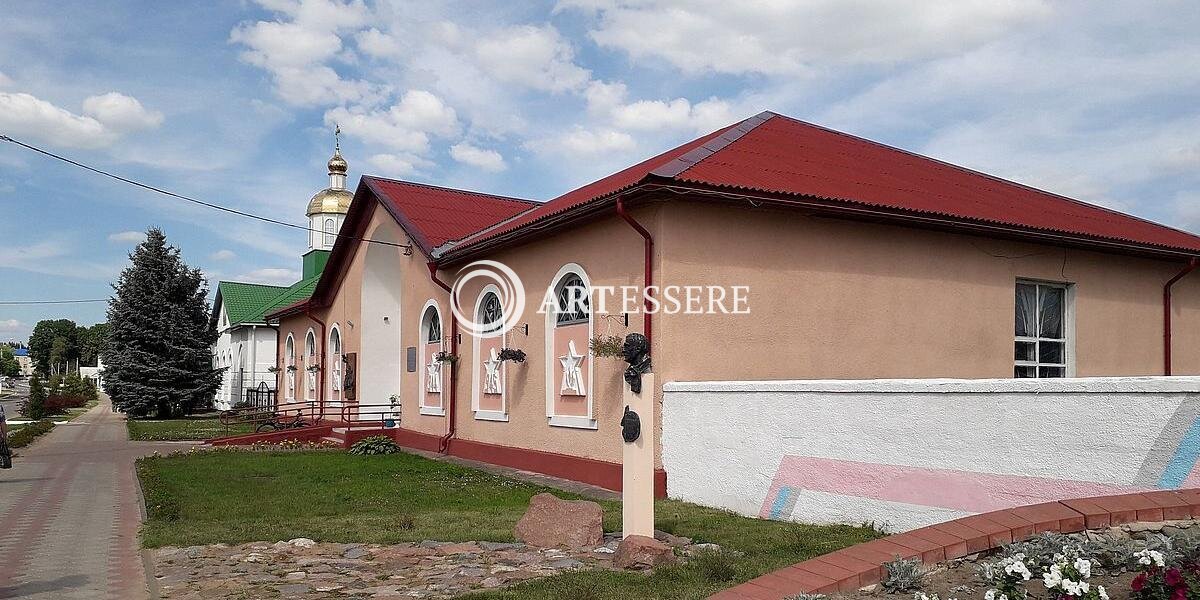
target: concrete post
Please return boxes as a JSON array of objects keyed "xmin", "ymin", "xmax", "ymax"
[{"xmin": 622, "ymin": 373, "xmax": 655, "ymax": 539}]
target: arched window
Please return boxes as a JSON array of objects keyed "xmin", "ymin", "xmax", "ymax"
[
  {"xmin": 426, "ymin": 309, "xmax": 441, "ymax": 343},
  {"xmin": 472, "ymin": 287, "xmax": 507, "ymax": 421},
  {"xmin": 304, "ymin": 330, "xmax": 317, "ymax": 400},
  {"xmin": 323, "ymin": 218, "xmax": 336, "ymax": 247},
  {"xmin": 545, "ymin": 265, "xmax": 595, "ymax": 430},
  {"xmin": 555, "ymin": 273, "xmax": 589, "ymax": 326},
  {"xmin": 420, "ymin": 302, "xmax": 445, "ymax": 415},
  {"xmin": 479, "ymin": 292, "xmax": 503, "ymax": 334},
  {"xmin": 328, "ymin": 325, "xmax": 343, "ymax": 401},
  {"xmin": 285, "ymin": 334, "xmax": 295, "ymax": 401}
]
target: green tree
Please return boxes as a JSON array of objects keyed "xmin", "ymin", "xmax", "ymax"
[
  {"xmin": 76, "ymin": 322, "xmax": 109, "ymax": 367},
  {"xmin": 24, "ymin": 372, "xmax": 47, "ymax": 419},
  {"xmin": 0, "ymin": 346, "xmax": 18, "ymax": 377},
  {"xmin": 104, "ymin": 228, "xmax": 220, "ymax": 418},
  {"xmin": 28, "ymin": 319, "xmax": 79, "ymax": 375}
]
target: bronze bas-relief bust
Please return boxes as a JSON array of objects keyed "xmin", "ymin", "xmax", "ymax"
[{"xmin": 622, "ymin": 333, "xmax": 651, "ymax": 393}]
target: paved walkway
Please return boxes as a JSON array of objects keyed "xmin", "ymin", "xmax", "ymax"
[{"xmin": 0, "ymin": 398, "xmax": 186, "ymax": 599}]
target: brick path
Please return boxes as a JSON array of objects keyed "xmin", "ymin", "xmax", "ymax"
[{"xmin": 0, "ymin": 398, "xmax": 186, "ymax": 599}]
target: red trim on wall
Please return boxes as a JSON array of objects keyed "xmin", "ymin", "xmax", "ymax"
[
  {"xmin": 388, "ymin": 428, "xmax": 667, "ymax": 497},
  {"xmin": 207, "ymin": 425, "xmax": 334, "ymax": 446}
]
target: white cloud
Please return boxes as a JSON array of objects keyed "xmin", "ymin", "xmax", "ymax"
[
  {"xmin": 229, "ymin": 0, "xmax": 374, "ymax": 106},
  {"xmin": 356, "ymin": 28, "xmax": 406, "ymax": 59},
  {"xmin": 561, "ymin": 0, "xmax": 1050, "ymax": 75},
  {"xmin": 107, "ymin": 231, "xmax": 147, "ymax": 243},
  {"xmin": 474, "ymin": 25, "xmax": 591, "ymax": 93},
  {"xmin": 236, "ymin": 267, "xmax": 301, "ymax": 286},
  {"xmin": 0, "ymin": 92, "xmax": 114, "ymax": 149},
  {"xmin": 610, "ymin": 97, "xmax": 736, "ymax": 133},
  {"xmin": 0, "ymin": 71, "xmax": 11, "ymax": 89},
  {"xmin": 325, "ymin": 90, "xmax": 459, "ymax": 153},
  {"xmin": 0, "ymin": 319, "xmax": 24, "ymax": 332},
  {"xmin": 449, "ymin": 142, "xmax": 507, "ymax": 172},
  {"xmin": 81, "ymin": 92, "xmax": 163, "ymax": 133},
  {"xmin": 367, "ymin": 153, "xmax": 429, "ymax": 177},
  {"xmin": 525, "ymin": 126, "xmax": 636, "ymax": 157},
  {"xmin": 209, "ymin": 249, "xmax": 236, "ymax": 261}
]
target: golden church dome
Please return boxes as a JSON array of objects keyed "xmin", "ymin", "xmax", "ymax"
[
  {"xmin": 327, "ymin": 149, "xmax": 348, "ymax": 175},
  {"xmin": 307, "ymin": 187, "xmax": 353, "ymax": 216}
]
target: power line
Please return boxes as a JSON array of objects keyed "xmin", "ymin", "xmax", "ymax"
[
  {"xmin": 0, "ymin": 134, "xmax": 413, "ymax": 252},
  {"xmin": 0, "ymin": 299, "xmax": 109, "ymax": 305}
]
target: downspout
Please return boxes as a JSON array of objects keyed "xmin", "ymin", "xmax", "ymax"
[
  {"xmin": 428, "ymin": 262, "xmax": 458, "ymax": 453},
  {"xmin": 304, "ymin": 306, "xmax": 327, "ymax": 422},
  {"xmin": 616, "ymin": 198, "xmax": 653, "ymax": 344},
  {"xmin": 1164, "ymin": 257, "xmax": 1200, "ymax": 375}
]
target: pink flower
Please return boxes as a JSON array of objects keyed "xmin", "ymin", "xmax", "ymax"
[{"xmin": 1167, "ymin": 569, "xmax": 1183, "ymax": 586}]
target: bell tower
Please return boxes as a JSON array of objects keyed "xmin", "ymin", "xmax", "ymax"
[{"xmin": 303, "ymin": 126, "xmax": 353, "ymax": 278}]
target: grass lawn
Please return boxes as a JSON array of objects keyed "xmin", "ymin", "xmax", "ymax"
[
  {"xmin": 127, "ymin": 415, "xmax": 254, "ymax": 441},
  {"xmin": 138, "ymin": 450, "xmax": 881, "ymax": 599}
]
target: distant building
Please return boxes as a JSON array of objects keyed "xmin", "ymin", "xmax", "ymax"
[
  {"xmin": 209, "ymin": 136, "xmax": 352, "ymax": 409},
  {"xmin": 13, "ymin": 348, "xmax": 32, "ymax": 377},
  {"xmin": 79, "ymin": 357, "xmax": 104, "ymax": 387}
]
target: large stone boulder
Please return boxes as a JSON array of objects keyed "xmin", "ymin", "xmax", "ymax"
[
  {"xmin": 514, "ymin": 493, "xmax": 604, "ymax": 548},
  {"xmin": 614, "ymin": 535, "xmax": 678, "ymax": 570}
]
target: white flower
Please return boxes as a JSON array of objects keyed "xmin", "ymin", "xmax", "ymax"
[
  {"xmin": 1136, "ymin": 549, "xmax": 1166, "ymax": 567},
  {"xmin": 1005, "ymin": 560, "xmax": 1032, "ymax": 581},
  {"xmin": 985, "ymin": 590, "xmax": 996, "ymax": 600},
  {"xmin": 1074, "ymin": 557, "xmax": 1093, "ymax": 579},
  {"xmin": 1079, "ymin": 581, "xmax": 1090, "ymax": 594},
  {"xmin": 1099, "ymin": 585, "xmax": 1109, "ymax": 600},
  {"xmin": 1044, "ymin": 564, "xmax": 1064, "ymax": 589}
]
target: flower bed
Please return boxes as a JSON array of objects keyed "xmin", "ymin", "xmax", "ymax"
[{"xmin": 822, "ymin": 522, "xmax": 1200, "ymax": 600}]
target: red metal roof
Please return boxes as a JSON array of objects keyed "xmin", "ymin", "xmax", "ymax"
[
  {"xmin": 445, "ymin": 111, "xmax": 1200, "ymax": 258},
  {"xmin": 447, "ymin": 119, "xmax": 750, "ymax": 252},
  {"xmin": 364, "ymin": 176, "xmax": 535, "ymax": 255}
]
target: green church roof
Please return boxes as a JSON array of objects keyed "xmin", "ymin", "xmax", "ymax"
[{"xmin": 215, "ymin": 281, "xmax": 289, "ymax": 326}]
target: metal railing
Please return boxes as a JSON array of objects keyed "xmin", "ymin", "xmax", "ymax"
[
  {"xmin": 218, "ymin": 399, "xmax": 320, "ymax": 433},
  {"xmin": 338, "ymin": 402, "xmax": 402, "ymax": 429}
]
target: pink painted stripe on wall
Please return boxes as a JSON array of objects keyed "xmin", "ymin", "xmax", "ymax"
[{"xmin": 760, "ymin": 456, "xmax": 1148, "ymax": 518}]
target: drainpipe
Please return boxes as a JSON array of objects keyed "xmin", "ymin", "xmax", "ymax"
[
  {"xmin": 1164, "ymin": 257, "xmax": 1200, "ymax": 375},
  {"xmin": 616, "ymin": 198, "xmax": 653, "ymax": 344},
  {"xmin": 428, "ymin": 262, "xmax": 458, "ymax": 453},
  {"xmin": 304, "ymin": 306, "xmax": 327, "ymax": 422}
]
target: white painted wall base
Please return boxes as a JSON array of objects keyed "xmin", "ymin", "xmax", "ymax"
[{"xmin": 662, "ymin": 377, "xmax": 1200, "ymax": 532}]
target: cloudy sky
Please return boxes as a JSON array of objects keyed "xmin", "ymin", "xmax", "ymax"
[{"xmin": 1, "ymin": 0, "xmax": 1198, "ymax": 342}]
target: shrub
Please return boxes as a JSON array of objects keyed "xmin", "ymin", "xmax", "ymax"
[
  {"xmin": 22, "ymin": 373, "xmax": 48, "ymax": 419},
  {"xmin": 689, "ymin": 547, "xmax": 739, "ymax": 583},
  {"xmin": 882, "ymin": 556, "xmax": 926, "ymax": 592},
  {"xmin": 45, "ymin": 394, "xmax": 88, "ymax": 414},
  {"xmin": 8, "ymin": 420, "xmax": 54, "ymax": 448},
  {"xmin": 784, "ymin": 594, "xmax": 827, "ymax": 600},
  {"xmin": 349, "ymin": 436, "xmax": 401, "ymax": 455},
  {"xmin": 589, "ymin": 335, "xmax": 625, "ymax": 358}
]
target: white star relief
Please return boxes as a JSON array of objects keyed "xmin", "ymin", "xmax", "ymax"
[
  {"xmin": 558, "ymin": 340, "xmax": 586, "ymax": 396},
  {"xmin": 426, "ymin": 353, "xmax": 442, "ymax": 393},
  {"xmin": 483, "ymin": 348, "xmax": 503, "ymax": 395}
]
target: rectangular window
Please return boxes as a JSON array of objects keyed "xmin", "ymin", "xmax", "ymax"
[{"xmin": 1014, "ymin": 281, "xmax": 1070, "ymax": 378}]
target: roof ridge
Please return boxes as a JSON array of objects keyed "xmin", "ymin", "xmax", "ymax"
[
  {"xmin": 764, "ymin": 114, "xmax": 1200, "ymax": 243},
  {"xmin": 361, "ymin": 175, "xmax": 538, "ymax": 205},
  {"xmin": 649, "ymin": 111, "xmax": 777, "ymax": 179}
]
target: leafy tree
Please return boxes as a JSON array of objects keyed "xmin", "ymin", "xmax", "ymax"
[
  {"xmin": 77, "ymin": 323, "xmax": 110, "ymax": 367},
  {"xmin": 23, "ymin": 372, "xmax": 47, "ymax": 419},
  {"xmin": 0, "ymin": 346, "xmax": 18, "ymax": 377},
  {"xmin": 104, "ymin": 228, "xmax": 220, "ymax": 418},
  {"xmin": 28, "ymin": 319, "xmax": 79, "ymax": 375}
]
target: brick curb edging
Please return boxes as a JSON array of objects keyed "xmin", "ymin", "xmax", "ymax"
[{"xmin": 711, "ymin": 489, "xmax": 1200, "ymax": 600}]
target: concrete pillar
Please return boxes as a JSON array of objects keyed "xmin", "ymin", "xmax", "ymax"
[{"xmin": 622, "ymin": 373, "xmax": 655, "ymax": 539}]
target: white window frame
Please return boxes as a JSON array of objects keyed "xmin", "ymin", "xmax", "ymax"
[
  {"xmin": 304, "ymin": 328, "xmax": 317, "ymax": 400},
  {"xmin": 471, "ymin": 284, "xmax": 508, "ymax": 422},
  {"xmin": 544, "ymin": 263, "xmax": 597, "ymax": 430},
  {"xmin": 284, "ymin": 334, "xmax": 296, "ymax": 401},
  {"xmin": 418, "ymin": 300, "xmax": 446, "ymax": 417},
  {"xmin": 323, "ymin": 218, "xmax": 336, "ymax": 247},
  {"xmin": 328, "ymin": 324, "xmax": 343, "ymax": 402},
  {"xmin": 1014, "ymin": 279, "xmax": 1075, "ymax": 378}
]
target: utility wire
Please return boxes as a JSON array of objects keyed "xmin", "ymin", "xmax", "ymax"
[
  {"xmin": 0, "ymin": 134, "xmax": 413, "ymax": 252},
  {"xmin": 0, "ymin": 299, "xmax": 109, "ymax": 305}
]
